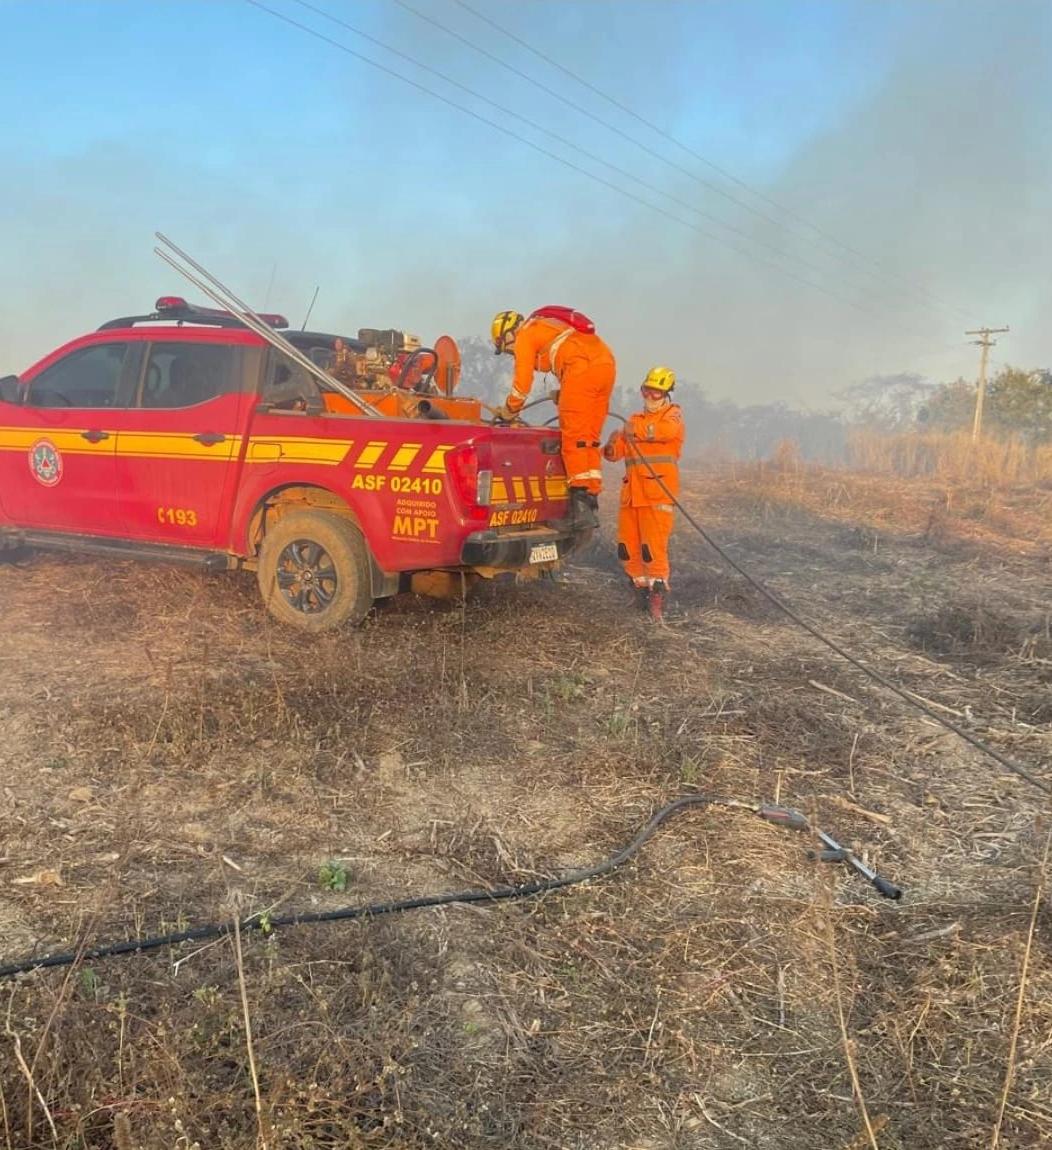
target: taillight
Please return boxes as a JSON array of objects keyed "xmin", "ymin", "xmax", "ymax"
[{"xmin": 447, "ymin": 442, "xmax": 493, "ymax": 522}]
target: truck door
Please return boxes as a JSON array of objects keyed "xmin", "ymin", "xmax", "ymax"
[
  {"xmin": 0, "ymin": 340, "xmax": 137, "ymax": 535},
  {"xmin": 115, "ymin": 341, "xmax": 249, "ymax": 548}
]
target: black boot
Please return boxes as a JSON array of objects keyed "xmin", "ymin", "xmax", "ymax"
[
  {"xmin": 632, "ymin": 584, "xmax": 650, "ymax": 612},
  {"xmin": 570, "ymin": 488, "xmax": 599, "ymax": 530}
]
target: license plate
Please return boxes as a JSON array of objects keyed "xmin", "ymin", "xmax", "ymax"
[{"xmin": 528, "ymin": 542, "xmax": 559, "ymax": 564}]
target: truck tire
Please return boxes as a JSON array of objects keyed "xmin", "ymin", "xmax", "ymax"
[{"xmin": 257, "ymin": 510, "xmax": 374, "ymax": 632}]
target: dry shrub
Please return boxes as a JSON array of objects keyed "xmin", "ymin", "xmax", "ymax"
[
  {"xmin": 770, "ymin": 437, "xmax": 803, "ymax": 472},
  {"xmin": 906, "ymin": 600, "xmax": 1052, "ymax": 663}
]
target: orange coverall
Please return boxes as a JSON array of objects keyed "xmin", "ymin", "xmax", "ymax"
[
  {"xmin": 507, "ymin": 316, "xmax": 616, "ymax": 495},
  {"xmin": 603, "ymin": 402, "xmax": 685, "ymax": 587}
]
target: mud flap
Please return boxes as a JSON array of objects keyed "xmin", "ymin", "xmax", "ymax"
[{"xmin": 370, "ymin": 555, "xmax": 400, "ymax": 599}]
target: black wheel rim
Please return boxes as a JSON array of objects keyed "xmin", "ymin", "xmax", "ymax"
[{"xmin": 275, "ymin": 539, "xmax": 338, "ymax": 614}]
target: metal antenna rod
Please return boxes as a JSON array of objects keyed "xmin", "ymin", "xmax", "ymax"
[
  {"xmin": 153, "ymin": 250, "xmax": 309, "ymax": 377},
  {"xmin": 302, "ymin": 285, "xmax": 320, "ymax": 331},
  {"xmin": 153, "ymin": 236, "xmax": 377, "ymax": 417},
  {"xmin": 158, "ymin": 231, "xmax": 280, "ymax": 323},
  {"xmin": 154, "ymin": 247, "xmax": 376, "ymax": 418},
  {"xmin": 153, "ymin": 248, "xmax": 349, "ymax": 400}
]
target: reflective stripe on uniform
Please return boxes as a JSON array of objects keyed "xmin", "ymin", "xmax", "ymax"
[
  {"xmin": 569, "ymin": 468, "xmax": 603, "ymax": 482},
  {"xmin": 546, "ymin": 327, "xmax": 573, "ymax": 372},
  {"xmin": 655, "ymin": 504, "xmax": 675, "ymax": 513},
  {"xmin": 625, "ymin": 455, "xmax": 677, "ymax": 467}
]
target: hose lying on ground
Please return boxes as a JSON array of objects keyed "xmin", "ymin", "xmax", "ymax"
[
  {"xmin": 0, "ymin": 796, "xmax": 899, "ymax": 981},
  {"xmin": 612, "ymin": 416, "xmax": 1050, "ymax": 797}
]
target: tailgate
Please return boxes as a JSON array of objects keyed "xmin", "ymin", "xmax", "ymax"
[{"xmin": 485, "ymin": 426, "xmax": 569, "ymax": 529}]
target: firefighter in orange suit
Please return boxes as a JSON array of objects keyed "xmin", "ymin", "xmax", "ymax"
[
  {"xmin": 603, "ymin": 366, "xmax": 684, "ymax": 621},
  {"xmin": 491, "ymin": 308, "xmax": 616, "ymax": 528}
]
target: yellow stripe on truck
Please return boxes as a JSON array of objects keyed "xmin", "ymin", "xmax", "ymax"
[
  {"xmin": 0, "ymin": 428, "xmax": 246, "ymax": 460},
  {"xmin": 0, "ymin": 427, "xmax": 355, "ymax": 466},
  {"xmin": 248, "ymin": 441, "xmax": 282, "ymax": 463},
  {"xmin": 354, "ymin": 441, "xmax": 388, "ymax": 468},
  {"xmin": 488, "ymin": 474, "xmax": 568, "ymax": 506},
  {"xmin": 118, "ymin": 433, "xmax": 243, "ymax": 460},
  {"xmin": 0, "ymin": 427, "xmax": 113, "ymax": 455},
  {"xmin": 244, "ymin": 437, "xmax": 353, "ymax": 465},
  {"xmin": 422, "ymin": 445, "xmax": 452, "ymax": 474},
  {"xmin": 388, "ymin": 443, "xmax": 423, "ymax": 471}
]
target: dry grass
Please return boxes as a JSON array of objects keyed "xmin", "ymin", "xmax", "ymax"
[
  {"xmin": 0, "ymin": 462, "xmax": 1050, "ymax": 1148},
  {"xmin": 847, "ymin": 429, "xmax": 1052, "ymax": 488},
  {"xmin": 727, "ymin": 453, "xmax": 1052, "ymax": 562}
]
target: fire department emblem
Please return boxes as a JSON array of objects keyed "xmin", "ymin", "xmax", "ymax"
[{"xmin": 29, "ymin": 439, "xmax": 63, "ymax": 487}]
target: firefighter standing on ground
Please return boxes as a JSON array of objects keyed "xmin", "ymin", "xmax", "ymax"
[
  {"xmin": 491, "ymin": 308, "xmax": 616, "ymax": 526},
  {"xmin": 603, "ymin": 366, "xmax": 684, "ymax": 621}
]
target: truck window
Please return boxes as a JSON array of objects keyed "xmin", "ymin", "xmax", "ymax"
[
  {"xmin": 27, "ymin": 342, "xmax": 130, "ymax": 408},
  {"xmin": 262, "ymin": 352, "xmax": 324, "ymax": 409},
  {"xmin": 140, "ymin": 343, "xmax": 240, "ymax": 408}
]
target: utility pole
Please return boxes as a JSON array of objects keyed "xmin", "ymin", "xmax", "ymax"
[{"xmin": 965, "ymin": 326, "xmax": 1009, "ymax": 441}]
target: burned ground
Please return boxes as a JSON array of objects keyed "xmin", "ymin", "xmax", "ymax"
[{"xmin": 1, "ymin": 465, "xmax": 1050, "ymax": 1149}]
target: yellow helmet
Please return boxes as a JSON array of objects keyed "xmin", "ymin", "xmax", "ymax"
[
  {"xmin": 491, "ymin": 310, "xmax": 524, "ymax": 355},
  {"xmin": 642, "ymin": 365, "xmax": 676, "ymax": 393}
]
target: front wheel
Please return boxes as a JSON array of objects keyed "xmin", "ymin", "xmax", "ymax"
[{"xmin": 257, "ymin": 510, "xmax": 373, "ymax": 632}]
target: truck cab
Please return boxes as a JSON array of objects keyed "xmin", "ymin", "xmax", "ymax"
[{"xmin": 0, "ymin": 297, "xmax": 585, "ymax": 630}]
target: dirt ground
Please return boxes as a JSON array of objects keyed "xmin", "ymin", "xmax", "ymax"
[{"xmin": 1, "ymin": 463, "xmax": 1050, "ymax": 1150}]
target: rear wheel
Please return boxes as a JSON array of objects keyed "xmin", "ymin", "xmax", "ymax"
[{"xmin": 257, "ymin": 510, "xmax": 373, "ymax": 632}]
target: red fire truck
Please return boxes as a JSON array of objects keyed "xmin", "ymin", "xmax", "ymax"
[{"xmin": 0, "ymin": 296, "xmax": 584, "ymax": 630}]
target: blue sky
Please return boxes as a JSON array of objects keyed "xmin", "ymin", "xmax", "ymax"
[
  {"xmin": 2, "ymin": 0, "xmax": 1049, "ymax": 405},
  {"xmin": 2, "ymin": 3, "xmax": 894, "ymax": 166}
]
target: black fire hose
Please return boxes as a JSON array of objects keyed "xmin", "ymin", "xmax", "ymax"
[
  {"xmin": 612, "ymin": 416, "xmax": 1051, "ymax": 797},
  {"xmin": 0, "ymin": 796, "xmax": 899, "ymax": 981},
  {"xmin": 485, "ymin": 394, "xmax": 558, "ymax": 425}
]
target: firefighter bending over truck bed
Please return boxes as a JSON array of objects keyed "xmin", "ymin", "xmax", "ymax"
[
  {"xmin": 603, "ymin": 366, "xmax": 685, "ymax": 622},
  {"xmin": 491, "ymin": 306, "xmax": 616, "ymax": 529}
]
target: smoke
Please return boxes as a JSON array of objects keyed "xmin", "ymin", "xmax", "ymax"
[
  {"xmin": 467, "ymin": 0, "xmax": 1052, "ymax": 407},
  {"xmin": 1, "ymin": 0, "xmax": 1048, "ymax": 416}
]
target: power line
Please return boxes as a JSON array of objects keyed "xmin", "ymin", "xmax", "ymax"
[
  {"xmin": 449, "ymin": 0, "xmax": 971, "ymax": 325},
  {"xmin": 901, "ymin": 340, "xmax": 974, "ymax": 365},
  {"xmin": 252, "ymin": 0, "xmax": 926, "ymax": 330},
  {"xmin": 288, "ymin": 0, "xmax": 903, "ymax": 314}
]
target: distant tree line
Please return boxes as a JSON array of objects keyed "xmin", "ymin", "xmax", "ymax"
[
  {"xmin": 920, "ymin": 368, "xmax": 1052, "ymax": 443},
  {"xmin": 837, "ymin": 367, "xmax": 1052, "ymax": 444},
  {"xmin": 456, "ymin": 336, "xmax": 1052, "ymax": 461}
]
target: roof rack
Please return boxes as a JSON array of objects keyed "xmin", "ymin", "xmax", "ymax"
[{"xmin": 98, "ymin": 295, "xmax": 289, "ymax": 332}]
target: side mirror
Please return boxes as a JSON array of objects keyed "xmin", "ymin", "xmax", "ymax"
[{"xmin": 0, "ymin": 375, "xmax": 21, "ymax": 405}]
